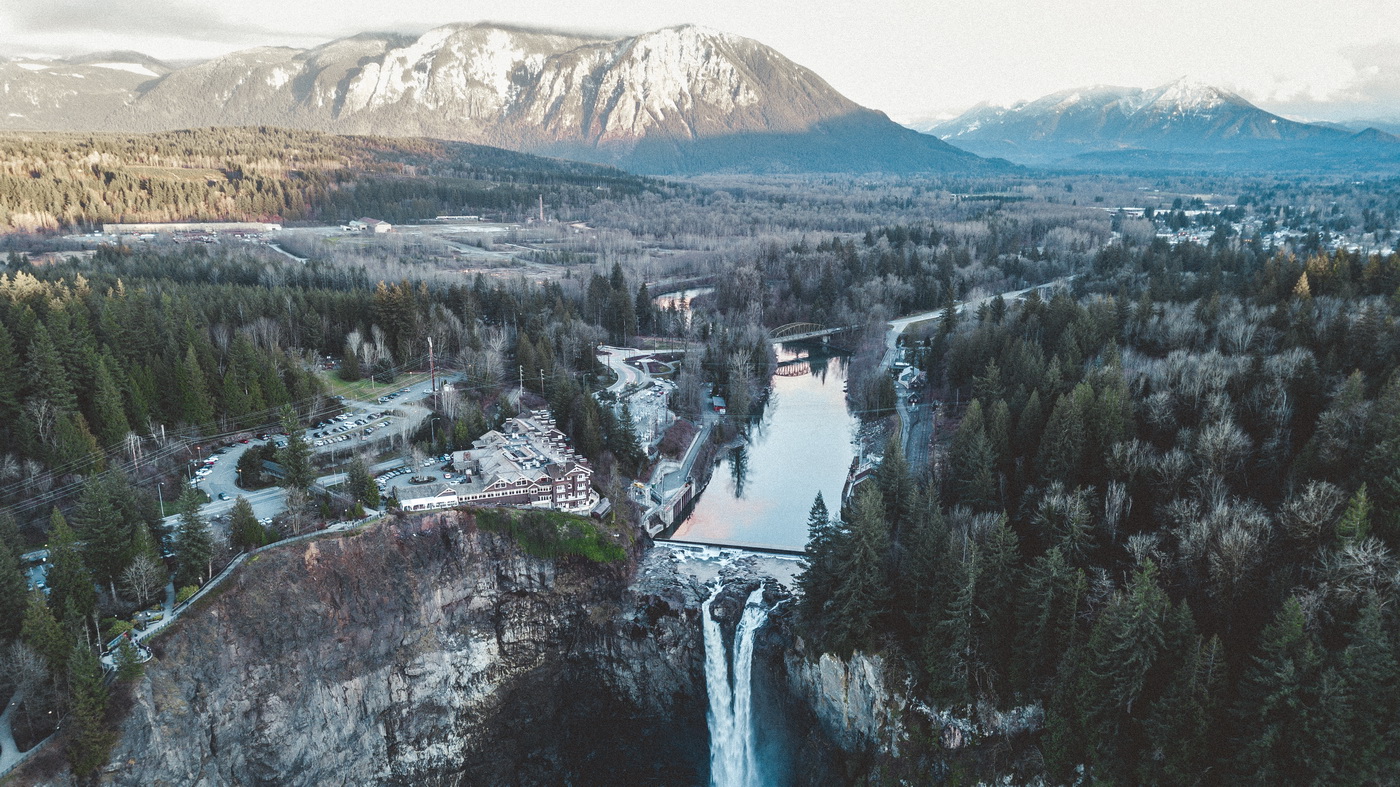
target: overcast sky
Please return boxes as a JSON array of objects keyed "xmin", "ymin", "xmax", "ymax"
[{"xmin": 4, "ymin": 0, "xmax": 1399, "ymax": 123}]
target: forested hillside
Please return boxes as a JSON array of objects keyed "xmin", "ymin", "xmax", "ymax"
[
  {"xmin": 798, "ymin": 237, "xmax": 1400, "ymax": 783},
  {"xmin": 0, "ymin": 127, "xmax": 661, "ymax": 232}
]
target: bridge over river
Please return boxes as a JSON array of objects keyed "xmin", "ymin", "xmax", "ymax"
[{"xmin": 769, "ymin": 322, "xmax": 858, "ymax": 344}]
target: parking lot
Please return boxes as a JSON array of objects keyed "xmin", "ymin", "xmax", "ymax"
[{"xmin": 373, "ymin": 454, "xmax": 457, "ymax": 498}]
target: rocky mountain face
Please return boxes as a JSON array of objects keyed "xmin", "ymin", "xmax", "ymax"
[
  {"xmin": 29, "ymin": 512, "xmax": 716, "ymax": 786},
  {"xmin": 0, "ymin": 24, "xmax": 987, "ymax": 175},
  {"xmin": 931, "ymin": 78, "xmax": 1400, "ymax": 170}
]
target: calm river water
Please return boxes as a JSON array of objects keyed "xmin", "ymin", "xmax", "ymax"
[{"xmin": 669, "ymin": 346, "xmax": 858, "ymax": 551}]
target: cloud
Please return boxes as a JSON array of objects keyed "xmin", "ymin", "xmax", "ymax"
[
  {"xmin": 1235, "ymin": 40, "xmax": 1400, "ymax": 123},
  {"xmin": 0, "ymin": 0, "xmax": 345, "ymax": 56},
  {"xmin": 1335, "ymin": 40, "xmax": 1400, "ymax": 106},
  {"xmin": 13, "ymin": 1, "xmax": 266, "ymax": 41}
]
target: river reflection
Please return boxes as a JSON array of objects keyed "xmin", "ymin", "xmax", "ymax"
[{"xmin": 669, "ymin": 345, "xmax": 857, "ymax": 551}]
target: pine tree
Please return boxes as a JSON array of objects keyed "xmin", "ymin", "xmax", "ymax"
[
  {"xmin": 895, "ymin": 490, "xmax": 950, "ymax": 645},
  {"xmin": 1013, "ymin": 547, "xmax": 1086, "ymax": 693},
  {"xmin": 826, "ymin": 487, "xmax": 891, "ymax": 655},
  {"xmin": 796, "ymin": 492, "xmax": 839, "ymax": 636},
  {"xmin": 46, "ymin": 508, "xmax": 95, "ymax": 622},
  {"xmin": 173, "ymin": 485, "xmax": 213, "ymax": 587},
  {"xmin": 634, "ymin": 283, "xmax": 653, "ymax": 334},
  {"xmin": 0, "ymin": 543, "xmax": 27, "ymax": 641},
  {"xmin": 177, "ymin": 344, "xmax": 215, "ymax": 431},
  {"xmin": 1338, "ymin": 597, "xmax": 1398, "ymax": 782},
  {"xmin": 21, "ymin": 591, "xmax": 70, "ymax": 676},
  {"xmin": 949, "ymin": 400, "xmax": 997, "ymax": 509},
  {"xmin": 1141, "ymin": 633, "xmax": 1226, "ymax": 785},
  {"xmin": 277, "ymin": 406, "xmax": 313, "ymax": 491},
  {"xmin": 50, "ymin": 411, "xmax": 104, "ymax": 474},
  {"xmin": 874, "ymin": 433, "xmax": 916, "ymax": 535},
  {"xmin": 0, "ymin": 510, "xmax": 19, "ymax": 562},
  {"xmin": 114, "ymin": 637, "xmax": 143, "ymax": 681},
  {"xmin": 1335, "ymin": 483, "xmax": 1371, "ymax": 543},
  {"xmin": 0, "ymin": 321, "xmax": 21, "ymax": 428},
  {"xmin": 73, "ymin": 474, "xmax": 133, "ymax": 599},
  {"xmin": 925, "ymin": 538, "xmax": 979, "ymax": 705},
  {"xmin": 341, "ymin": 340, "xmax": 362, "ymax": 382},
  {"xmin": 1234, "ymin": 596, "xmax": 1322, "ymax": 783},
  {"xmin": 611, "ymin": 402, "xmax": 646, "ymax": 475},
  {"xmin": 1036, "ymin": 384, "xmax": 1092, "ymax": 485},
  {"xmin": 26, "ymin": 322, "xmax": 76, "ymax": 414},
  {"xmin": 975, "ymin": 517, "xmax": 1020, "ymax": 681},
  {"xmin": 1077, "ymin": 561, "xmax": 1172, "ymax": 780},
  {"xmin": 65, "ymin": 641, "xmax": 114, "ymax": 777},
  {"xmin": 229, "ymin": 496, "xmax": 264, "ymax": 551},
  {"xmin": 91, "ymin": 354, "xmax": 130, "ymax": 448}
]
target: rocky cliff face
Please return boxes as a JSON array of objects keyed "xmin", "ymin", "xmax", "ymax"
[
  {"xmin": 764, "ymin": 614, "xmax": 1046, "ymax": 785},
  {"xmin": 72, "ymin": 512, "xmax": 713, "ymax": 786}
]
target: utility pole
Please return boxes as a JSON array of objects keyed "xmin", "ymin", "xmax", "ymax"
[
  {"xmin": 427, "ymin": 335, "xmax": 437, "ymax": 396},
  {"xmin": 538, "ymin": 194, "xmax": 545, "ymax": 223},
  {"xmin": 519, "ymin": 364, "xmax": 524, "ymax": 396}
]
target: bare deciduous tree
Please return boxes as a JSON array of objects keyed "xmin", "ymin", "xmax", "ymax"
[{"xmin": 121, "ymin": 553, "xmax": 167, "ymax": 608}]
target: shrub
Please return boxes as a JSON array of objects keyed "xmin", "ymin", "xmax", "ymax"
[
  {"xmin": 474, "ymin": 508, "xmax": 626, "ymax": 563},
  {"xmin": 175, "ymin": 586, "xmax": 199, "ymax": 604}
]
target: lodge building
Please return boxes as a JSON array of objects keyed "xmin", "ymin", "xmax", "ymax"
[{"xmin": 398, "ymin": 411, "xmax": 597, "ymax": 514}]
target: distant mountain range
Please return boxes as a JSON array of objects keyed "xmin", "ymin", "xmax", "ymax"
[
  {"xmin": 0, "ymin": 24, "xmax": 989, "ymax": 176},
  {"xmin": 928, "ymin": 79, "xmax": 1400, "ymax": 171}
]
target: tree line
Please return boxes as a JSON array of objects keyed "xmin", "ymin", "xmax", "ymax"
[{"xmin": 0, "ymin": 127, "xmax": 665, "ymax": 232}]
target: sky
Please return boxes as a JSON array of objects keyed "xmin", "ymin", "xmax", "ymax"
[{"xmin": 3, "ymin": 0, "xmax": 1400, "ymax": 125}]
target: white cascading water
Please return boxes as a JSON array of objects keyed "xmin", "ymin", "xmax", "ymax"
[{"xmin": 703, "ymin": 585, "xmax": 769, "ymax": 787}]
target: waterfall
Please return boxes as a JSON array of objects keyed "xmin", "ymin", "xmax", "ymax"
[{"xmin": 703, "ymin": 585, "xmax": 769, "ymax": 787}]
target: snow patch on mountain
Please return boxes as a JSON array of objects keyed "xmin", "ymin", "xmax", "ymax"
[{"xmin": 88, "ymin": 62, "xmax": 160, "ymax": 77}]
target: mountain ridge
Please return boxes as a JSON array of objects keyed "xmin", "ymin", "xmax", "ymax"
[
  {"xmin": 930, "ymin": 78, "xmax": 1400, "ymax": 170},
  {"xmin": 0, "ymin": 23, "xmax": 990, "ymax": 175}
]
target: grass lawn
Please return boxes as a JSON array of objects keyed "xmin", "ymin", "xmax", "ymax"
[{"xmin": 317, "ymin": 371, "xmax": 432, "ymax": 403}]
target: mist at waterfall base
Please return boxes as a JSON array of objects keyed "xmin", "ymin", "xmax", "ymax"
[{"xmin": 702, "ymin": 584, "xmax": 800, "ymax": 787}]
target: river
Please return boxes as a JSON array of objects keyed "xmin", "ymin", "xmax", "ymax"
[{"xmin": 669, "ymin": 345, "xmax": 858, "ymax": 552}]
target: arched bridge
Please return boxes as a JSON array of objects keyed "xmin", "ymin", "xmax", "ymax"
[{"xmin": 769, "ymin": 322, "xmax": 858, "ymax": 343}]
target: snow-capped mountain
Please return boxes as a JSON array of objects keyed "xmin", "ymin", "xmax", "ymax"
[
  {"xmin": 0, "ymin": 24, "xmax": 986, "ymax": 175},
  {"xmin": 931, "ymin": 78, "xmax": 1396, "ymax": 168},
  {"xmin": 0, "ymin": 52, "xmax": 170, "ymax": 130}
]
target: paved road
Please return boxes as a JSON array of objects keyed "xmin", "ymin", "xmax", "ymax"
[
  {"xmin": 599, "ymin": 346, "xmax": 652, "ymax": 393},
  {"xmin": 0, "ymin": 686, "xmax": 21, "ymax": 774},
  {"xmin": 659, "ymin": 412, "xmax": 717, "ymax": 495}
]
